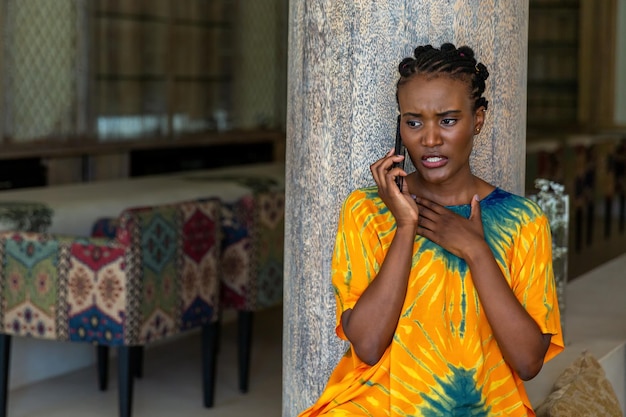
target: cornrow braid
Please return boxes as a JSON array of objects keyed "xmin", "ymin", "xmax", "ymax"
[{"xmin": 396, "ymin": 43, "xmax": 489, "ymax": 110}]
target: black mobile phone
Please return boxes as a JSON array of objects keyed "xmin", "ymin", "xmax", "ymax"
[{"xmin": 394, "ymin": 115, "xmax": 405, "ymax": 190}]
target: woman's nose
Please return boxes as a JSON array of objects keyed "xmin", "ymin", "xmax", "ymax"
[{"xmin": 421, "ymin": 128, "xmax": 442, "ymax": 147}]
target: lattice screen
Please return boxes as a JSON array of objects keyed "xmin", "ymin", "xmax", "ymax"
[
  {"xmin": 233, "ymin": 0, "xmax": 288, "ymax": 131},
  {"xmin": 1, "ymin": 0, "xmax": 86, "ymax": 143},
  {"xmin": 0, "ymin": 0, "xmax": 287, "ymax": 144}
]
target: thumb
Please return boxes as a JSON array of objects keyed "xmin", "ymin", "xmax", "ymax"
[{"xmin": 469, "ymin": 194, "xmax": 482, "ymax": 222}]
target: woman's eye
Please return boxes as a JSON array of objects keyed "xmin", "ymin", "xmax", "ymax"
[
  {"xmin": 441, "ymin": 118, "xmax": 457, "ymax": 126},
  {"xmin": 407, "ymin": 120, "xmax": 421, "ymax": 128}
]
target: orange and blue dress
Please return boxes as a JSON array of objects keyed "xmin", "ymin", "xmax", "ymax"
[{"xmin": 299, "ymin": 186, "xmax": 564, "ymax": 416}]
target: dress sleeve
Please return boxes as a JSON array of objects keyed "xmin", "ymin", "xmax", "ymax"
[
  {"xmin": 510, "ymin": 211, "xmax": 564, "ymax": 362},
  {"xmin": 331, "ymin": 190, "xmax": 386, "ymax": 341}
]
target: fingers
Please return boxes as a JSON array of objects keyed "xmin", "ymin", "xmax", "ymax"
[
  {"xmin": 370, "ymin": 149, "xmax": 391, "ymax": 187},
  {"xmin": 469, "ymin": 194, "xmax": 485, "ymax": 239},
  {"xmin": 416, "ymin": 195, "xmax": 485, "ymax": 249},
  {"xmin": 414, "ymin": 196, "xmax": 442, "ymax": 213},
  {"xmin": 469, "ymin": 194, "xmax": 481, "ymax": 221},
  {"xmin": 414, "ymin": 197, "xmax": 440, "ymax": 233},
  {"xmin": 414, "ymin": 196, "xmax": 443, "ymax": 220},
  {"xmin": 370, "ymin": 148, "xmax": 418, "ymax": 227},
  {"xmin": 370, "ymin": 148, "xmax": 406, "ymax": 191}
]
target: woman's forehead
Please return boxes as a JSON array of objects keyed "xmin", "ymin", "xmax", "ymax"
[{"xmin": 398, "ymin": 76, "xmax": 473, "ymax": 108}]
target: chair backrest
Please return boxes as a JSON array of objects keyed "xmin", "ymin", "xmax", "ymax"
[
  {"xmin": 0, "ymin": 198, "xmax": 223, "ymax": 347},
  {"xmin": 0, "ymin": 231, "xmax": 128, "ymax": 344},
  {"xmin": 221, "ymin": 189, "xmax": 285, "ymax": 311},
  {"xmin": 91, "ymin": 217, "xmax": 118, "ymax": 238},
  {"xmin": 115, "ymin": 198, "xmax": 222, "ymax": 344}
]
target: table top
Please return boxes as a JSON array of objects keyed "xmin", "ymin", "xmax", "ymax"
[{"xmin": 0, "ymin": 162, "xmax": 285, "ymax": 236}]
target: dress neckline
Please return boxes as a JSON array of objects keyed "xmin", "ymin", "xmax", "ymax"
[{"xmin": 444, "ymin": 187, "xmax": 500, "ymax": 209}]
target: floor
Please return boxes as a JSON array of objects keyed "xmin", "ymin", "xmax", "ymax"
[{"xmin": 8, "ymin": 306, "xmax": 283, "ymax": 417}]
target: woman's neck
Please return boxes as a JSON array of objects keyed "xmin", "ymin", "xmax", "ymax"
[{"xmin": 408, "ymin": 174, "xmax": 494, "ymax": 206}]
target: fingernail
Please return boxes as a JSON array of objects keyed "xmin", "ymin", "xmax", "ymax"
[
  {"xmin": 474, "ymin": 194, "xmax": 480, "ymax": 202},
  {"xmin": 411, "ymin": 194, "xmax": 417, "ymax": 200}
]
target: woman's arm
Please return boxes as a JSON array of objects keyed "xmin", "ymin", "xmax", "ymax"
[
  {"xmin": 341, "ymin": 149, "xmax": 418, "ymax": 366},
  {"xmin": 416, "ymin": 195, "xmax": 550, "ymax": 380},
  {"xmin": 464, "ymin": 240, "xmax": 551, "ymax": 380},
  {"xmin": 341, "ymin": 223, "xmax": 416, "ymax": 365}
]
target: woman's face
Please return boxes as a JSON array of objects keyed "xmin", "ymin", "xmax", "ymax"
[{"xmin": 397, "ymin": 74, "xmax": 484, "ymax": 188}]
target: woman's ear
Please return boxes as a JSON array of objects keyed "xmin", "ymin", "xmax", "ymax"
[{"xmin": 474, "ymin": 106, "xmax": 486, "ymax": 134}]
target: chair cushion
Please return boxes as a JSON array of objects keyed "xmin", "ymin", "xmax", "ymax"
[{"xmin": 535, "ymin": 351, "xmax": 623, "ymax": 417}]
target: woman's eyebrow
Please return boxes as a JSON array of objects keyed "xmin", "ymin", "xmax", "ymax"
[
  {"xmin": 401, "ymin": 110, "xmax": 462, "ymax": 118},
  {"xmin": 436, "ymin": 110, "xmax": 461, "ymax": 116}
]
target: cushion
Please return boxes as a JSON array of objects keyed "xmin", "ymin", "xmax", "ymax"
[{"xmin": 535, "ymin": 351, "xmax": 623, "ymax": 417}]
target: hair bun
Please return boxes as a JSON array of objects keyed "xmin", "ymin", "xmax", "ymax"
[
  {"xmin": 398, "ymin": 57, "xmax": 415, "ymax": 76},
  {"xmin": 456, "ymin": 45, "xmax": 475, "ymax": 59},
  {"xmin": 441, "ymin": 43, "xmax": 457, "ymax": 53},
  {"xmin": 413, "ymin": 45, "xmax": 434, "ymax": 60},
  {"xmin": 475, "ymin": 62, "xmax": 489, "ymax": 81}
]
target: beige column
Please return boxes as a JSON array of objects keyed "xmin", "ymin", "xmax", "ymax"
[{"xmin": 283, "ymin": 1, "xmax": 529, "ymax": 415}]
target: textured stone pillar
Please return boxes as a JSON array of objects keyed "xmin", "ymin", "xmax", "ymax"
[{"xmin": 283, "ymin": 2, "xmax": 529, "ymax": 415}]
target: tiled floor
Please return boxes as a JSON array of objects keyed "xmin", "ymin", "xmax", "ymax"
[{"xmin": 8, "ymin": 306, "xmax": 283, "ymax": 417}]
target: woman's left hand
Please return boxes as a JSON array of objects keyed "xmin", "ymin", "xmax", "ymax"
[{"xmin": 414, "ymin": 194, "xmax": 485, "ymax": 259}]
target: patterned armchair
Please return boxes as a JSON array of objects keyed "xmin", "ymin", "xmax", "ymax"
[
  {"xmin": 0, "ymin": 199, "xmax": 222, "ymax": 417},
  {"xmin": 90, "ymin": 177, "xmax": 285, "ymax": 396},
  {"xmin": 220, "ymin": 187, "xmax": 285, "ymax": 393}
]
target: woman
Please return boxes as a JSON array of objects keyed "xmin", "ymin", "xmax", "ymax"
[{"xmin": 299, "ymin": 43, "xmax": 563, "ymax": 416}]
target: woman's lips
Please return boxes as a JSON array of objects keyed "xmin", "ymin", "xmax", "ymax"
[{"xmin": 421, "ymin": 155, "xmax": 448, "ymax": 168}]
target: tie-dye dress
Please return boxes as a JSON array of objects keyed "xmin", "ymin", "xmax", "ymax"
[{"xmin": 299, "ymin": 186, "xmax": 564, "ymax": 417}]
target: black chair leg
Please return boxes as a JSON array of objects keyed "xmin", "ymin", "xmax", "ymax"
[
  {"xmin": 216, "ymin": 312, "xmax": 223, "ymax": 355},
  {"xmin": 202, "ymin": 322, "xmax": 218, "ymax": 407},
  {"xmin": 618, "ymin": 194, "xmax": 626, "ymax": 233},
  {"xmin": 131, "ymin": 346, "xmax": 143, "ymax": 379},
  {"xmin": 0, "ymin": 334, "xmax": 11, "ymax": 417},
  {"xmin": 605, "ymin": 196, "xmax": 612, "ymax": 238},
  {"xmin": 575, "ymin": 206, "xmax": 583, "ymax": 251},
  {"xmin": 586, "ymin": 203, "xmax": 594, "ymax": 246},
  {"xmin": 118, "ymin": 346, "xmax": 134, "ymax": 417},
  {"xmin": 97, "ymin": 345, "xmax": 109, "ymax": 391},
  {"xmin": 238, "ymin": 311, "xmax": 254, "ymax": 393}
]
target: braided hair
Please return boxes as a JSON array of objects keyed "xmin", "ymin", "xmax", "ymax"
[{"xmin": 396, "ymin": 43, "xmax": 489, "ymax": 110}]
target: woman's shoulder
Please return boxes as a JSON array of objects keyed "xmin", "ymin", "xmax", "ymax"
[
  {"xmin": 343, "ymin": 185, "xmax": 381, "ymax": 206},
  {"xmin": 483, "ymin": 188, "xmax": 547, "ymax": 222},
  {"xmin": 341, "ymin": 185, "xmax": 389, "ymax": 219}
]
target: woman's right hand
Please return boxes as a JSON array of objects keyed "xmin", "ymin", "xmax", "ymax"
[{"xmin": 370, "ymin": 148, "xmax": 419, "ymax": 228}]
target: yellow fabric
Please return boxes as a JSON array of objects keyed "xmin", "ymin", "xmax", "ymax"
[{"xmin": 300, "ymin": 186, "xmax": 564, "ymax": 417}]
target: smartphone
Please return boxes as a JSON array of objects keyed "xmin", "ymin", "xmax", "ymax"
[{"xmin": 394, "ymin": 115, "xmax": 405, "ymax": 190}]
